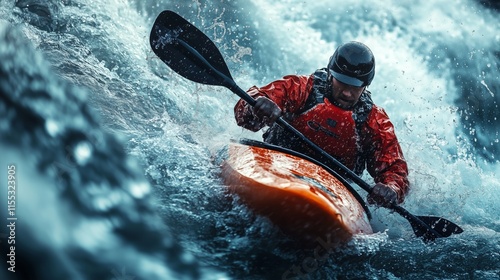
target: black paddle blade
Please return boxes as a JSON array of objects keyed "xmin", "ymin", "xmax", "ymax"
[
  {"xmin": 392, "ymin": 205, "xmax": 463, "ymax": 242},
  {"xmin": 408, "ymin": 215, "xmax": 463, "ymax": 242},
  {"xmin": 149, "ymin": 10, "xmax": 233, "ymax": 86},
  {"xmin": 415, "ymin": 216, "xmax": 464, "ymax": 238}
]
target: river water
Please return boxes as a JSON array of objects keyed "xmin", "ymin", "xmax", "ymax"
[{"xmin": 0, "ymin": 0, "xmax": 499, "ymax": 279}]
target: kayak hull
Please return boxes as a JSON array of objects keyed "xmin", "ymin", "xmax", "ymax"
[{"xmin": 221, "ymin": 141, "xmax": 372, "ymax": 247}]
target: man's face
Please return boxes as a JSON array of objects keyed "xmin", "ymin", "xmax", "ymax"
[{"xmin": 330, "ymin": 77, "xmax": 365, "ymax": 109}]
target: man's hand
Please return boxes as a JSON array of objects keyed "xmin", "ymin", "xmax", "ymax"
[
  {"xmin": 252, "ymin": 96, "xmax": 282, "ymax": 125},
  {"xmin": 367, "ymin": 183, "xmax": 398, "ymax": 207}
]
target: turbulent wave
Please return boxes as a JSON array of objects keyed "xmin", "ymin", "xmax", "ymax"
[
  {"xmin": 0, "ymin": 18, "xmax": 212, "ymax": 280},
  {"xmin": 1, "ymin": 0, "xmax": 499, "ymax": 279}
]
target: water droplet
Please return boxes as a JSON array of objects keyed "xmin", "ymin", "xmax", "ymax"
[
  {"xmin": 45, "ymin": 119, "xmax": 60, "ymax": 137},
  {"xmin": 128, "ymin": 181, "xmax": 150, "ymax": 199},
  {"xmin": 74, "ymin": 141, "xmax": 93, "ymax": 166}
]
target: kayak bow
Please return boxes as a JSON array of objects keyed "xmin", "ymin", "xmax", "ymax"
[{"xmin": 221, "ymin": 140, "xmax": 373, "ymax": 247}]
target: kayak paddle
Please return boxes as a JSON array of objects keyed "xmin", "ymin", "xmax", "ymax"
[{"xmin": 149, "ymin": 10, "xmax": 463, "ymax": 241}]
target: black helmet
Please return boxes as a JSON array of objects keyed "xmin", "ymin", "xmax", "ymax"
[{"xmin": 327, "ymin": 41, "xmax": 375, "ymax": 87}]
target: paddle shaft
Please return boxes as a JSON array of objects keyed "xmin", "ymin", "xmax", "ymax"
[
  {"xmin": 150, "ymin": 10, "xmax": 463, "ymax": 240},
  {"xmin": 177, "ymin": 36, "xmax": 445, "ymax": 236}
]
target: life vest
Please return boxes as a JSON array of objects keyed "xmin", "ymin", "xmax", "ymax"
[{"xmin": 263, "ymin": 69, "xmax": 373, "ymax": 173}]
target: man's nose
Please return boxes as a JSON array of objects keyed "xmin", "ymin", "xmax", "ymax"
[{"xmin": 341, "ymin": 88, "xmax": 354, "ymax": 96}]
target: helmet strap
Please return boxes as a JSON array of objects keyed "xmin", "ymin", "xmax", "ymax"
[{"xmin": 325, "ymin": 73, "xmax": 334, "ymax": 99}]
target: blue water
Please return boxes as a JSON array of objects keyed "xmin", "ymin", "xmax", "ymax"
[{"xmin": 0, "ymin": 0, "xmax": 499, "ymax": 279}]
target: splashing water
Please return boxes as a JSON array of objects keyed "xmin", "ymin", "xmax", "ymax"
[{"xmin": 1, "ymin": 0, "xmax": 499, "ymax": 279}]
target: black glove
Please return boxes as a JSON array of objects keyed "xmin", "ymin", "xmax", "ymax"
[
  {"xmin": 367, "ymin": 183, "xmax": 398, "ymax": 207},
  {"xmin": 252, "ymin": 96, "xmax": 282, "ymax": 125}
]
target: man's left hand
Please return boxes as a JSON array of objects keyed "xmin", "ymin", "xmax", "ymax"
[{"xmin": 367, "ymin": 183, "xmax": 398, "ymax": 207}]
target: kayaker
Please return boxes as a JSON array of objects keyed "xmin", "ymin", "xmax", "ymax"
[{"xmin": 233, "ymin": 41, "xmax": 409, "ymax": 207}]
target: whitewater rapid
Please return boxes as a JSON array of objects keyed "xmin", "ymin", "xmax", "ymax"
[{"xmin": 1, "ymin": 0, "xmax": 499, "ymax": 279}]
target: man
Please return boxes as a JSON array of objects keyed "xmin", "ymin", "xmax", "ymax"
[{"xmin": 234, "ymin": 41, "xmax": 409, "ymax": 207}]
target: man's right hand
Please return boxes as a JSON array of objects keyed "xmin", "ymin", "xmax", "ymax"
[{"xmin": 252, "ymin": 96, "xmax": 282, "ymax": 125}]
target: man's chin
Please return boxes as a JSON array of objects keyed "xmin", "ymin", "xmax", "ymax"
[{"xmin": 338, "ymin": 101, "xmax": 355, "ymax": 109}]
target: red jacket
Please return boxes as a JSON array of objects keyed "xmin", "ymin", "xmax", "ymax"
[{"xmin": 234, "ymin": 73, "xmax": 410, "ymax": 203}]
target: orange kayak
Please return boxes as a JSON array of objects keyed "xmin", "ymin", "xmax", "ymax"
[{"xmin": 221, "ymin": 140, "xmax": 373, "ymax": 247}]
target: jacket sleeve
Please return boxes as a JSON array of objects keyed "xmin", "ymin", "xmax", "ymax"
[
  {"xmin": 234, "ymin": 75, "xmax": 312, "ymax": 131},
  {"xmin": 364, "ymin": 106, "xmax": 410, "ymax": 203}
]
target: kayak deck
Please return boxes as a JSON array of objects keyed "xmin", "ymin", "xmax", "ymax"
[{"xmin": 221, "ymin": 141, "xmax": 372, "ymax": 247}]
